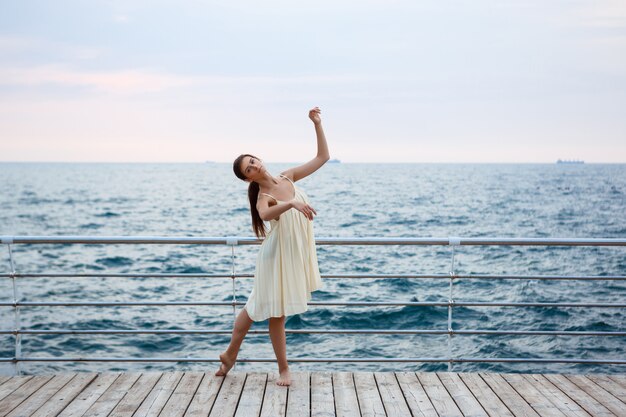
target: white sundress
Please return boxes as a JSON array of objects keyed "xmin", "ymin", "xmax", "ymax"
[{"xmin": 243, "ymin": 173, "xmax": 324, "ymax": 321}]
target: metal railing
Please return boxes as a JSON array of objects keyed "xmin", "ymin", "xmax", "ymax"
[{"xmin": 1, "ymin": 235, "xmax": 625, "ymax": 375}]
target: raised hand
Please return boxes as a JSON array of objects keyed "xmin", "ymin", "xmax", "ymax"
[
  {"xmin": 308, "ymin": 106, "xmax": 322, "ymax": 125},
  {"xmin": 291, "ymin": 200, "xmax": 317, "ymax": 220}
]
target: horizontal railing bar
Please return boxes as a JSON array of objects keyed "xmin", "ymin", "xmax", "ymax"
[
  {"xmin": 454, "ymin": 274, "xmax": 626, "ymax": 281},
  {"xmin": 455, "ymin": 330, "xmax": 626, "ymax": 336},
  {"xmin": 1, "ymin": 356, "xmax": 625, "ymax": 364},
  {"xmin": 0, "ymin": 273, "xmax": 445, "ymax": 279},
  {"xmin": 0, "ymin": 273, "xmax": 248, "ymax": 278},
  {"xmin": 450, "ymin": 302, "xmax": 626, "ymax": 307},
  {"xmin": 1, "ymin": 301, "xmax": 625, "ymax": 308},
  {"xmin": 442, "ymin": 238, "xmax": 626, "ymax": 247},
  {"xmin": 1, "ymin": 329, "xmax": 625, "ymax": 336},
  {"xmin": 2, "ymin": 235, "xmax": 626, "ymax": 246},
  {"xmin": 2, "ymin": 273, "xmax": 625, "ymax": 281},
  {"xmin": 0, "ymin": 301, "xmax": 426, "ymax": 307}
]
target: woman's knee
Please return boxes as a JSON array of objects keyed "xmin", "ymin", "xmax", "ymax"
[
  {"xmin": 234, "ymin": 308, "xmax": 253, "ymax": 331},
  {"xmin": 240, "ymin": 307, "xmax": 252, "ymax": 322}
]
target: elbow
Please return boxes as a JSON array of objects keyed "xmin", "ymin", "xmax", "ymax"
[{"xmin": 319, "ymin": 154, "xmax": 330, "ymax": 162}]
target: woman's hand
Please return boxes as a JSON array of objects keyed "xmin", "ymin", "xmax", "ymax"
[
  {"xmin": 308, "ymin": 106, "xmax": 322, "ymax": 125},
  {"xmin": 291, "ymin": 200, "xmax": 317, "ymax": 221}
]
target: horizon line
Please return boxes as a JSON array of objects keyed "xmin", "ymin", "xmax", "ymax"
[{"xmin": 0, "ymin": 160, "xmax": 623, "ymax": 164}]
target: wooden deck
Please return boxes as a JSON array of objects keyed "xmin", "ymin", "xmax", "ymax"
[{"xmin": 0, "ymin": 371, "xmax": 624, "ymax": 416}]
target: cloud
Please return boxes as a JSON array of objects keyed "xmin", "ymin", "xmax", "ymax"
[
  {"xmin": 0, "ymin": 36, "xmax": 37, "ymax": 52},
  {"xmin": 0, "ymin": 35, "xmax": 101, "ymax": 61},
  {"xmin": 0, "ymin": 65, "xmax": 193, "ymax": 94},
  {"xmin": 0, "ymin": 62, "xmax": 387, "ymax": 95},
  {"xmin": 113, "ymin": 14, "xmax": 130, "ymax": 23},
  {"xmin": 570, "ymin": 0, "xmax": 626, "ymax": 28}
]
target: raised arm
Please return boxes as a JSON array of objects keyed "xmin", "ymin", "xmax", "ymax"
[{"xmin": 281, "ymin": 107, "xmax": 330, "ymax": 182}]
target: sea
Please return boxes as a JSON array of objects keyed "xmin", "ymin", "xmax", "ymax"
[{"xmin": 0, "ymin": 162, "xmax": 625, "ymax": 375}]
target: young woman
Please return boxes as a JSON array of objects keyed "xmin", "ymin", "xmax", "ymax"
[{"xmin": 217, "ymin": 106, "xmax": 330, "ymax": 386}]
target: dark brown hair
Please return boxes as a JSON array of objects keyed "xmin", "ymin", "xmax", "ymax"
[{"xmin": 233, "ymin": 153, "xmax": 267, "ymax": 238}]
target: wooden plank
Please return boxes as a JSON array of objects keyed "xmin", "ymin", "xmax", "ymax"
[
  {"xmin": 159, "ymin": 372, "xmax": 204, "ymax": 417},
  {"xmin": 437, "ymin": 372, "xmax": 488, "ymax": 417},
  {"xmin": 57, "ymin": 373, "xmax": 122, "ymax": 417},
  {"xmin": 417, "ymin": 372, "xmax": 464, "ymax": 417},
  {"xmin": 0, "ymin": 375, "xmax": 54, "ymax": 416},
  {"xmin": 521, "ymin": 374, "xmax": 590, "ymax": 417},
  {"xmin": 234, "ymin": 372, "xmax": 267, "ymax": 417},
  {"xmin": 396, "ymin": 372, "xmax": 437, "ymax": 417},
  {"xmin": 133, "ymin": 371, "xmax": 184, "ymax": 417},
  {"xmin": 479, "ymin": 372, "xmax": 540, "ymax": 417},
  {"xmin": 586, "ymin": 374, "xmax": 626, "ymax": 402},
  {"xmin": 0, "ymin": 376, "xmax": 11, "ymax": 386},
  {"xmin": 209, "ymin": 372, "xmax": 246, "ymax": 417},
  {"xmin": 0, "ymin": 376, "xmax": 33, "ymax": 401},
  {"xmin": 31, "ymin": 373, "xmax": 99, "ymax": 417},
  {"xmin": 565, "ymin": 374, "xmax": 626, "ymax": 416},
  {"xmin": 353, "ymin": 372, "xmax": 385, "ymax": 417},
  {"xmin": 108, "ymin": 372, "xmax": 163, "ymax": 417},
  {"xmin": 458, "ymin": 373, "xmax": 514, "ymax": 417},
  {"xmin": 184, "ymin": 373, "xmax": 225, "ymax": 417},
  {"xmin": 81, "ymin": 372, "xmax": 142, "ymax": 417},
  {"xmin": 374, "ymin": 372, "xmax": 412, "ymax": 417},
  {"xmin": 332, "ymin": 372, "xmax": 359, "ymax": 417},
  {"xmin": 607, "ymin": 374, "xmax": 626, "ymax": 389},
  {"xmin": 502, "ymin": 373, "xmax": 567, "ymax": 417},
  {"xmin": 6, "ymin": 373, "xmax": 75, "ymax": 417},
  {"xmin": 543, "ymin": 374, "xmax": 613, "ymax": 417},
  {"xmin": 260, "ymin": 372, "xmax": 288, "ymax": 417},
  {"xmin": 286, "ymin": 372, "xmax": 310, "ymax": 417},
  {"xmin": 310, "ymin": 371, "xmax": 334, "ymax": 417}
]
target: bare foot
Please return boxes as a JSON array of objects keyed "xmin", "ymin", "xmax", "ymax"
[
  {"xmin": 215, "ymin": 352, "xmax": 235, "ymax": 376},
  {"xmin": 276, "ymin": 368, "xmax": 291, "ymax": 386}
]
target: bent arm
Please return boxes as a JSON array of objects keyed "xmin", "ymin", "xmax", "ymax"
[{"xmin": 257, "ymin": 199, "xmax": 293, "ymax": 221}]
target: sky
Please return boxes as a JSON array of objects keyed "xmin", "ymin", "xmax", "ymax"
[{"xmin": 0, "ymin": 0, "xmax": 625, "ymax": 163}]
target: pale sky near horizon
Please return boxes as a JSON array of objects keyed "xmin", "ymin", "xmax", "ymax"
[{"xmin": 1, "ymin": 1, "xmax": 625, "ymax": 163}]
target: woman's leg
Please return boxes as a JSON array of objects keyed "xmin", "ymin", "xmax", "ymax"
[
  {"xmin": 215, "ymin": 307, "xmax": 253, "ymax": 376},
  {"xmin": 269, "ymin": 315, "xmax": 291, "ymax": 386}
]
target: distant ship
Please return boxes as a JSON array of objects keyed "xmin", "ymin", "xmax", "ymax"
[
  {"xmin": 328, "ymin": 158, "xmax": 341, "ymax": 163},
  {"xmin": 556, "ymin": 159, "xmax": 584, "ymax": 164}
]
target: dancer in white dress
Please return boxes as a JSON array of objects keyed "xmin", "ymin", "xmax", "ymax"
[
  {"xmin": 245, "ymin": 172, "xmax": 323, "ymax": 320},
  {"xmin": 216, "ymin": 106, "xmax": 330, "ymax": 386}
]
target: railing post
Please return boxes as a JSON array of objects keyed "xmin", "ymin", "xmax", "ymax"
[
  {"xmin": 4, "ymin": 238, "xmax": 21, "ymax": 376},
  {"xmin": 448, "ymin": 237, "xmax": 460, "ymax": 372},
  {"xmin": 226, "ymin": 237, "xmax": 238, "ymax": 371}
]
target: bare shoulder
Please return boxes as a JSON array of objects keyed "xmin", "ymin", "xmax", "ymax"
[
  {"xmin": 279, "ymin": 170, "xmax": 295, "ymax": 182},
  {"xmin": 257, "ymin": 192, "xmax": 276, "ymax": 208}
]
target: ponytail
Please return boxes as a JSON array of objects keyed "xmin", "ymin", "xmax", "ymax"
[
  {"xmin": 247, "ymin": 181, "xmax": 267, "ymax": 238},
  {"xmin": 234, "ymin": 153, "xmax": 268, "ymax": 239}
]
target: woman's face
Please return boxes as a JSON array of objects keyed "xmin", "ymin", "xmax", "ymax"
[{"xmin": 241, "ymin": 155, "xmax": 265, "ymax": 181}]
